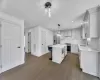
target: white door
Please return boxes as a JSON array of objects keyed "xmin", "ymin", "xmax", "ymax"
[
  {"xmin": 41, "ymin": 31, "xmax": 46, "ymax": 54},
  {"xmin": 1, "ymin": 21, "xmax": 21, "ymax": 72},
  {"xmin": 28, "ymin": 32, "xmax": 31, "ymax": 53}
]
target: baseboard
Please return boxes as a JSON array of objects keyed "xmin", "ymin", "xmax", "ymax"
[
  {"xmin": 31, "ymin": 52, "xmax": 49, "ymax": 57},
  {"xmin": 83, "ymin": 70, "xmax": 98, "ymax": 77},
  {"xmin": 1, "ymin": 60, "xmax": 25, "ymax": 73}
]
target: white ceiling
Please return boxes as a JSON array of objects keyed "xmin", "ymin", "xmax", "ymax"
[{"xmin": 0, "ymin": 0, "xmax": 100, "ymax": 30}]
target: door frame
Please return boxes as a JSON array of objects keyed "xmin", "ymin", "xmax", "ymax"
[
  {"xmin": 41, "ymin": 30, "xmax": 46, "ymax": 54},
  {"xmin": 0, "ymin": 19, "xmax": 25, "ymax": 73},
  {"xmin": 28, "ymin": 32, "xmax": 31, "ymax": 53}
]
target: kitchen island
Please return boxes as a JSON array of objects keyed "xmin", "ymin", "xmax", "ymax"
[
  {"xmin": 52, "ymin": 44, "xmax": 67, "ymax": 64},
  {"xmin": 78, "ymin": 45, "xmax": 100, "ymax": 78}
]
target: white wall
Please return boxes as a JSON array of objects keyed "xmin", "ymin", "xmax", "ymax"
[
  {"xmin": 30, "ymin": 26, "xmax": 53, "ymax": 57},
  {"xmin": 31, "ymin": 26, "xmax": 40, "ymax": 56},
  {"xmin": 39, "ymin": 27, "xmax": 53, "ymax": 54}
]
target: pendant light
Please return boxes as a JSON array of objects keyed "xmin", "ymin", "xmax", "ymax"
[
  {"xmin": 44, "ymin": 0, "xmax": 52, "ymax": 17},
  {"xmin": 56, "ymin": 24, "xmax": 61, "ymax": 36}
]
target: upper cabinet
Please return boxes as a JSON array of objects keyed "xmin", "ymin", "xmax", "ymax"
[
  {"xmin": 83, "ymin": 6, "xmax": 100, "ymax": 38},
  {"xmin": 61, "ymin": 28, "xmax": 81, "ymax": 40},
  {"xmin": 61, "ymin": 30, "xmax": 72, "ymax": 37},
  {"xmin": 89, "ymin": 8, "xmax": 100, "ymax": 38}
]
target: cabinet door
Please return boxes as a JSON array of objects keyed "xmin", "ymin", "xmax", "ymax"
[
  {"xmin": 75, "ymin": 28, "xmax": 81, "ymax": 39},
  {"xmin": 72, "ymin": 29, "xmax": 76, "ymax": 39},
  {"xmin": 90, "ymin": 12, "xmax": 99, "ymax": 38},
  {"xmin": 71, "ymin": 44, "xmax": 78, "ymax": 54},
  {"xmin": 85, "ymin": 23, "xmax": 90, "ymax": 38},
  {"xmin": 82, "ymin": 25, "xmax": 86, "ymax": 39}
]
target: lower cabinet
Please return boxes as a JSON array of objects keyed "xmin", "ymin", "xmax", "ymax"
[
  {"xmin": 52, "ymin": 45, "xmax": 67, "ymax": 64},
  {"xmin": 71, "ymin": 44, "xmax": 79, "ymax": 54},
  {"xmin": 80, "ymin": 50, "xmax": 99, "ymax": 77}
]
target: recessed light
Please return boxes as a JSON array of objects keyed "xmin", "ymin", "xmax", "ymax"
[
  {"xmin": 72, "ymin": 21, "xmax": 74, "ymax": 22},
  {"xmin": 81, "ymin": 23, "xmax": 83, "ymax": 24}
]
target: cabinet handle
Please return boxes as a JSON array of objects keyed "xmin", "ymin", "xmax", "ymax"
[{"xmin": 85, "ymin": 33, "xmax": 87, "ymax": 37}]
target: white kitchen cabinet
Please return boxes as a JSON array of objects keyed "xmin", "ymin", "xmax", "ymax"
[
  {"xmin": 62, "ymin": 30, "xmax": 72, "ymax": 37},
  {"xmin": 82, "ymin": 10, "xmax": 90, "ymax": 39},
  {"xmin": 72, "ymin": 29, "xmax": 76, "ymax": 39},
  {"xmin": 83, "ymin": 6, "xmax": 100, "ymax": 38},
  {"xmin": 0, "ymin": 12, "xmax": 24, "ymax": 73},
  {"xmin": 79, "ymin": 50, "xmax": 99, "ymax": 77},
  {"xmin": 52, "ymin": 44, "xmax": 67, "ymax": 64},
  {"xmin": 75, "ymin": 28, "xmax": 81, "ymax": 39},
  {"xmin": 89, "ymin": 11, "xmax": 100, "ymax": 38},
  {"xmin": 82, "ymin": 25, "xmax": 87, "ymax": 39},
  {"xmin": 82, "ymin": 23, "xmax": 90, "ymax": 39},
  {"xmin": 71, "ymin": 44, "xmax": 79, "ymax": 54}
]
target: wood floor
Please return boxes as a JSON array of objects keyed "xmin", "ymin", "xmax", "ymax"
[{"xmin": 0, "ymin": 53, "xmax": 99, "ymax": 80}]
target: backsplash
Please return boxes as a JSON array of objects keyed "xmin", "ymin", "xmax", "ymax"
[{"xmin": 61, "ymin": 37, "xmax": 87, "ymax": 45}]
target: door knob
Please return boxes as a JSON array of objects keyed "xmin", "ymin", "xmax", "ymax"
[{"xmin": 17, "ymin": 46, "xmax": 20, "ymax": 48}]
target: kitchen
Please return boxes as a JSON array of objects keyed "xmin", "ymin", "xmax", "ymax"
[
  {"xmin": 48, "ymin": 6, "xmax": 100, "ymax": 78},
  {"xmin": 0, "ymin": 0, "xmax": 100, "ymax": 80}
]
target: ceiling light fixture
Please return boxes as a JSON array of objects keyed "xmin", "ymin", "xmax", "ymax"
[
  {"xmin": 44, "ymin": 1, "xmax": 52, "ymax": 18},
  {"xmin": 57, "ymin": 24, "xmax": 61, "ymax": 35}
]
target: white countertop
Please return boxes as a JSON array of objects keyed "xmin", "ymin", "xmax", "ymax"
[
  {"xmin": 78, "ymin": 45, "xmax": 100, "ymax": 52},
  {"xmin": 52, "ymin": 44, "xmax": 66, "ymax": 48}
]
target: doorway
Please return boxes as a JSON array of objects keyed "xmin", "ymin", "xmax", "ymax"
[
  {"xmin": 28, "ymin": 32, "xmax": 31, "ymax": 53},
  {"xmin": 41, "ymin": 30, "xmax": 46, "ymax": 54}
]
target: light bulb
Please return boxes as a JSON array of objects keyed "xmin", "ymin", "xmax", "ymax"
[
  {"xmin": 72, "ymin": 21, "xmax": 74, "ymax": 22},
  {"xmin": 48, "ymin": 8, "xmax": 51, "ymax": 17}
]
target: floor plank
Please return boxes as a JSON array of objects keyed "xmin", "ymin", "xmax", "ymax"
[{"xmin": 0, "ymin": 53, "xmax": 99, "ymax": 80}]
